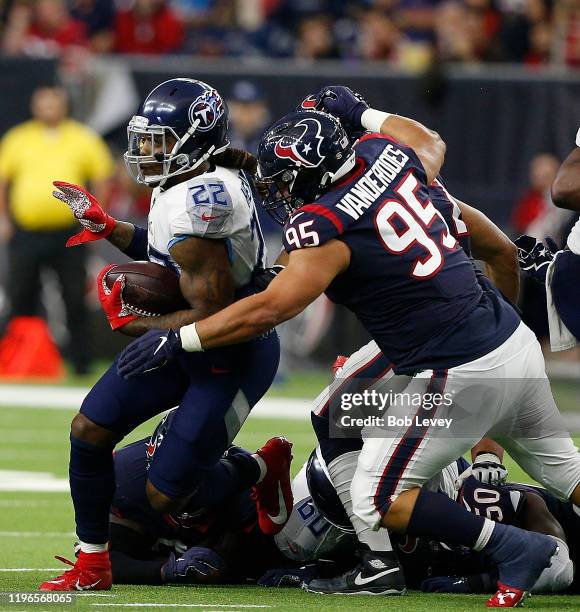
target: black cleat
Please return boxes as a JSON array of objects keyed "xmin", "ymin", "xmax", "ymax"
[{"xmin": 304, "ymin": 548, "xmax": 406, "ymax": 595}]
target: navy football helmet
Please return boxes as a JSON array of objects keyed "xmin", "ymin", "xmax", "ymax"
[
  {"xmin": 306, "ymin": 449, "xmax": 354, "ymax": 533},
  {"xmin": 125, "ymin": 78, "xmax": 229, "ymax": 186},
  {"xmin": 257, "ymin": 109, "xmax": 355, "ymax": 224}
]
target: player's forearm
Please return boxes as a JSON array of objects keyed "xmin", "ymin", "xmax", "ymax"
[
  {"xmin": 183, "ymin": 293, "xmax": 284, "ymax": 350},
  {"xmin": 483, "ymin": 253, "xmax": 520, "ymax": 303},
  {"xmin": 107, "ymin": 220, "xmax": 136, "ymax": 252},
  {"xmin": 470, "ymin": 438, "xmax": 504, "ymax": 462},
  {"xmin": 378, "ymin": 115, "xmax": 445, "ymax": 183},
  {"xmin": 551, "ymin": 149, "xmax": 580, "ymax": 211},
  {"xmin": 120, "ymin": 309, "xmax": 198, "ymax": 337}
]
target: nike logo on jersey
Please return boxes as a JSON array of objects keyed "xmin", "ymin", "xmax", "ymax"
[
  {"xmin": 201, "ymin": 212, "xmax": 219, "ymax": 221},
  {"xmin": 267, "ymin": 483, "xmax": 288, "ymax": 525},
  {"xmin": 353, "ymin": 567, "xmax": 399, "ymax": 586},
  {"xmin": 75, "ymin": 579, "xmax": 101, "ymax": 590},
  {"xmin": 153, "ymin": 336, "xmax": 168, "ymax": 355}
]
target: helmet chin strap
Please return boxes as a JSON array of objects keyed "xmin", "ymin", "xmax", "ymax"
[{"xmin": 328, "ymin": 150, "xmax": 357, "ymax": 184}]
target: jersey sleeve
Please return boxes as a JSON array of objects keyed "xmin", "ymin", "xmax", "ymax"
[
  {"xmin": 168, "ymin": 176, "xmax": 235, "ymax": 248},
  {"xmin": 283, "ymin": 205, "xmax": 344, "ymax": 253},
  {"xmin": 576, "ymin": 126, "xmax": 580, "ymax": 147},
  {"xmin": 0, "ymin": 128, "xmax": 18, "ymax": 180}
]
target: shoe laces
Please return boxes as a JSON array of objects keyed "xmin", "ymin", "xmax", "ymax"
[{"xmin": 52, "ymin": 556, "xmax": 82, "ymax": 579}]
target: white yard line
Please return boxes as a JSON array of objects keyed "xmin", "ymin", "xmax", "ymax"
[
  {"xmin": 91, "ymin": 606, "xmax": 270, "ymax": 609},
  {"xmin": 0, "ymin": 384, "xmax": 312, "ymax": 420},
  {"xmin": 0, "ymin": 531, "xmax": 75, "ymax": 537},
  {"xmin": 0, "ymin": 568, "xmax": 63, "ymax": 572}
]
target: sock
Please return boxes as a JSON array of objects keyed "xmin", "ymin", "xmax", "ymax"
[
  {"xmin": 251, "ymin": 453, "xmax": 267, "ymax": 483},
  {"xmin": 407, "ymin": 488, "xmax": 493, "ymax": 548},
  {"xmin": 69, "ymin": 435, "xmax": 115, "ymax": 545},
  {"xmin": 79, "ymin": 541, "xmax": 108, "ymax": 554},
  {"xmin": 329, "ymin": 451, "xmax": 393, "ymax": 553}
]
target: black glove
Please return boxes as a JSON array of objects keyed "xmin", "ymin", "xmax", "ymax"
[
  {"xmin": 161, "ymin": 548, "xmax": 226, "ymax": 584},
  {"xmin": 252, "ymin": 265, "xmax": 285, "ymax": 293},
  {"xmin": 257, "ymin": 565, "xmax": 317, "ymax": 587},
  {"xmin": 314, "ymin": 85, "xmax": 370, "ymax": 133},
  {"xmin": 514, "ymin": 235, "xmax": 559, "ymax": 283},
  {"xmin": 117, "ymin": 328, "xmax": 183, "ymax": 379}
]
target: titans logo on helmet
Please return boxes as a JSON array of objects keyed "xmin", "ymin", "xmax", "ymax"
[
  {"xmin": 189, "ymin": 89, "xmax": 224, "ymax": 133},
  {"xmin": 274, "ymin": 118, "xmax": 325, "ymax": 168}
]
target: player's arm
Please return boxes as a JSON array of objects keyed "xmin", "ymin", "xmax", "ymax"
[
  {"xmin": 317, "ymin": 85, "xmax": 445, "ymax": 183},
  {"xmin": 456, "ymin": 200, "xmax": 520, "ymax": 302},
  {"xmin": 121, "ymin": 236, "xmax": 234, "ymax": 337},
  {"xmin": 551, "ymin": 147, "xmax": 580, "ymax": 211},
  {"xmin": 520, "ymin": 491, "xmax": 566, "ymax": 540},
  {"xmin": 378, "ymin": 115, "xmax": 445, "ymax": 184},
  {"xmin": 0, "ymin": 177, "xmax": 12, "ymax": 241},
  {"xmin": 181, "ymin": 240, "xmax": 350, "ymax": 350}
]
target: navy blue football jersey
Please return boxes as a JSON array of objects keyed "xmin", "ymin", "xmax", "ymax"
[
  {"xmin": 459, "ymin": 477, "xmax": 580, "ymax": 592},
  {"xmin": 283, "ymin": 134, "xmax": 520, "ymax": 374}
]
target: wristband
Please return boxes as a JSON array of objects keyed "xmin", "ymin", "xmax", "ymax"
[
  {"xmin": 361, "ymin": 108, "xmax": 392, "ymax": 133},
  {"xmin": 180, "ymin": 323, "xmax": 204, "ymax": 352}
]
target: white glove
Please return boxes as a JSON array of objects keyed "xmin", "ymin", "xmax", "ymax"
[{"xmin": 455, "ymin": 453, "xmax": 508, "ymax": 490}]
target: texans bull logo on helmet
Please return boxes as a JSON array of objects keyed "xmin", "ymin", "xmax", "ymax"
[
  {"xmin": 188, "ymin": 88, "xmax": 225, "ymax": 132},
  {"xmin": 274, "ymin": 117, "xmax": 326, "ymax": 168}
]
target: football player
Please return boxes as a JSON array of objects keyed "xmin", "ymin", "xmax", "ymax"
[
  {"xmin": 118, "ymin": 85, "xmax": 580, "ymax": 607},
  {"xmin": 515, "ymin": 126, "xmax": 580, "ymax": 350},
  {"xmin": 39, "ymin": 79, "xmax": 290, "ymax": 592}
]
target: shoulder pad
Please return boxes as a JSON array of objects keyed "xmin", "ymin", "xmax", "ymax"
[
  {"xmin": 170, "ymin": 177, "xmax": 234, "ymax": 243},
  {"xmin": 283, "ymin": 205, "xmax": 344, "ymax": 253}
]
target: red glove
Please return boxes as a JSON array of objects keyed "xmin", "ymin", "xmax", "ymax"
[
  {"xmin": 53, "ymin": 181, "xmax": 115, "ymax": 247},
  {"xmin": 97, "ymin": 265, "xmax": 138, "ymax": 331}
]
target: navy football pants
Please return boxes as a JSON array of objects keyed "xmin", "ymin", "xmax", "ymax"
[{"xmin": 73, "ymin": 332, "xmax": 279, "ymax": 542}]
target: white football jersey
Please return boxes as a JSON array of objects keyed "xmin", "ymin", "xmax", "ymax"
[
  {"xmin": 274, "ymin": 462, "xmax": 355, "ymax": 563},
  {"xmin": 147, "ymin": 165, "xmax": 266, "ymax": 287}
]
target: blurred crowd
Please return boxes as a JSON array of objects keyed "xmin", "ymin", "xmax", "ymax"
[{"xmin": 0, "ymin": 0, "xmax": 579, "ymax": 69}]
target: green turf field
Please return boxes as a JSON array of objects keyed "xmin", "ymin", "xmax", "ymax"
[{"xmin": 0, "ymin": 373, "xmax": 579, "ymax": 611}]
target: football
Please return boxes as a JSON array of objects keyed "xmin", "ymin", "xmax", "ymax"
[{"xmin": 103, "ymin": 261, "xmax": 189, "ymax": 317}]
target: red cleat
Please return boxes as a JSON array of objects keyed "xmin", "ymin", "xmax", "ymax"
[
  {"xmin": 332, "ymin": 355, "xmax": 348, "ymax": 378},
  {"xmin": 39, "ymin": 551, "xmax": 112, "ymax": 591},
  {"xmin": 486, "ymin": 583, "xmax": 529, "ymax": 608},
  {"xmin": 252, "ymin": 436, "xmax": 293, "ymax": 536}
]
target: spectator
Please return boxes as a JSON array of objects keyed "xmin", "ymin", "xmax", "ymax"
[
  {"xmin": 114, "ymin": 0, "xmax": 184, "ymax": 55},
  {"xmin": 0, "ymin": 86, "xmax": 114, "ymax": 374},
  {"xmin": 357, "ymin": 9, "xmax": 401, "ymax": 61},
  {"xmin": 227, "ymin": 80, "xmax": 269, "ymax": 154},
  {"xmin": 70, "ymin": 0, "xmax": 115, "ymax": 53},
  {"xmin": 295, "ymin": 14, "xmax": 340, "ymax": 60},
  {"xmin": 2, "ymin": 0, "xmax": 88, "ymax": 57}
]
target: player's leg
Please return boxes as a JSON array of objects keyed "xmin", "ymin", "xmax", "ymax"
[
  {"xmin": 40, "ymin": 358, "xmax": 190, "ymax": 591},
  {"xmin": 352, "ymin": 348, "xmax": 560, "ymax": 607},
  {"xmin": 146, "ymin": 333, "xmax": 286, "ymax": 532},
  {"xmin": 496, "ymin": 327, "xmax": 580, "ymax": 505},
  {"xmin": 307, "ymin": 342, "xmax": 407, "ymax": 594}
]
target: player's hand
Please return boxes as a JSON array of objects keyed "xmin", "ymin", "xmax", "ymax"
[
  {"xmin": 252, "ymin": 265, "xmax": 285, "ymax": 293},
  {"xmin": 258, "ymin": 565, "xmax": 317, "ymax": 588},
  {"xmin": 117, "ymin": 328, "xmax": 183, "ymax": 378},
  {"xmin": 161, "ymin": 548, "xmax": 226, "ymax": 584},
  {"xmin": 314, "ymin": 85, "xmax": 369, "ymax": 132},
  {"xmin": 52, "ymin": 181, "xmax": 115, "ymax": 247},
  {"xmin": 455, "ymin": 453, "xmax": 508, "ymax": 489},
  {"xmin": 421, "ymin": 575, "xmax": 471, "ymax": 593},
  {"xmin": 97, "ymin": 265, "xmax": 138, "ymax": 331},
  {"xmin": 514, "ymin": 235, "xmax": 559, "ymax": 283}
]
